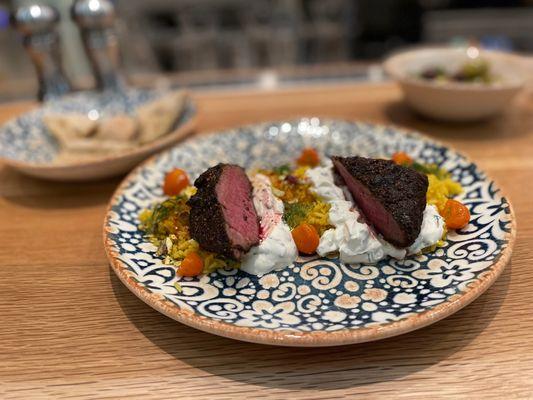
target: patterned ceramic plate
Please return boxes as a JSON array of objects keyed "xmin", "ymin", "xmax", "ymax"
[
  {"xmin": 0, "ymin": 88, "xmax": 196, "ymax": 181},
  {"xmin": 104, "ymin": 118, "xmax": 515, "ymax": 347}
]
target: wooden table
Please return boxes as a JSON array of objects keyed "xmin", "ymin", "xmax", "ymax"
[{"xmin": 1, "ymin": 83, "xmax": 532, "ymax": 399}]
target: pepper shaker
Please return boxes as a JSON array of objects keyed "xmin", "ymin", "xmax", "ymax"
[
  {"xmin": 12, "ymin": 4, "xmax": 72, "ymax": 101},
  {"xmin": 71, "ymin": 0, "xmax": 126, "ymax": 91}
]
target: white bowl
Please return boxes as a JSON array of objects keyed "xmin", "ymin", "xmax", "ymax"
[
  {"xmin": 383, "ymin": 47, "xmax": 527, "ymax": 121},
  {"xmin": 0, "ymin": 88, "xmax": 197, "ymax": 181}
]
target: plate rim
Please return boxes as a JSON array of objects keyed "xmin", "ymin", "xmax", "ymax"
[{"xmin": 103, "ymin": 118, "xmax": 516, "ymax": 347}]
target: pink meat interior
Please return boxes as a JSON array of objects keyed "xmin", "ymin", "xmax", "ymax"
[
  {"xmin": 216, "ymin": 166, "xmax": 259, "ymax": 255},
  {"xmin": 334, "ymin": 160, "xmax": 407, "ymax": 245}
]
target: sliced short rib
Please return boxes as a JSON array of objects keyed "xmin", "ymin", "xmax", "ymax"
[
  {"xmin": 332, "ymin": 156, "xmax": 428, "ymax": 248},
  {"xmin": 187, "ymin": 163, "xmax": 260, "ymax": 260}
]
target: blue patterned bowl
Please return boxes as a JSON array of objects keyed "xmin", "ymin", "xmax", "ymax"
[
  {"xmin": 0, "ymin": 88, "xmax": 196, "ymax": 181},
  {"xmin": 104, "ymin": 118, "xmax": 515, "ymax": 346}
]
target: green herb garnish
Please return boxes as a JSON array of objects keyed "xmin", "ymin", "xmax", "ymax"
[
  {"xmin": 139, "ymin": 195, "xmax": 188, "ymax": 239},
  {"xmin": 283, "ymin": 201, "xmax": 313, "ymax": 229},
  {"xmin": 411, "ymin": 162, "xmax": 450, "ymax": 180},
  {"xmin": 272, "ymin": 164, "xmax": 291, "ymax": 176}
]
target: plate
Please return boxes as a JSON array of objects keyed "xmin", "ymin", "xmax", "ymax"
[
  {"xmin": 103, "ymin": 118, "xmax": 515, "ymax": 347},
  {"xmin": 0, "ymin": 88, "xmax": 196, "ymax": 181}
]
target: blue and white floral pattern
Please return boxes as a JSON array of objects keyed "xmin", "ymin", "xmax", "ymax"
[
  {"xmin": 105, "ymin": 118, "xmax": 513, "ymax": 336},
  {"xmin": 0, "ymin": 88, "xmax": 195, "ymax": 164}
]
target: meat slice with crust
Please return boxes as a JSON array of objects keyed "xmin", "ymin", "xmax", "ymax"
[
  {"xmin": 187, "ymin": 164, "xmax": 260, "ymax": 260},
  {"xmin": 332, "ymin": 156, "xmax": 428, "ymax": 248}
]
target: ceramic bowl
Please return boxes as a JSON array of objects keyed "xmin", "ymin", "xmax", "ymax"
[
  {"xmin": 383, "ymin": 47, "xmax": 527, "ymax": 121},
  {"xmin": 0, "ymin": 88, "xmax": 197, "ymax": 181},
  {"xmin": 103, "ymin": 118, "xmax": 515, "ymax": 347}
]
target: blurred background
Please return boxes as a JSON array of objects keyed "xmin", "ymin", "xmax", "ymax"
[{"xmin": 1, "ymin": 0, "xmax": 533, "ymax": 101}]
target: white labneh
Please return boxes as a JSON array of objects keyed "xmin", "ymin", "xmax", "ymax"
[
  {"xmin": 306, "ymin": 161, "xmax": 444, "ymax": 264},
  {"xmin": 407, "ymin": 204, "xmax": 445, "ymax": 255},
  {"xmin": 240, "ymin": 174, "xmax": 298, "ymax": 276}
]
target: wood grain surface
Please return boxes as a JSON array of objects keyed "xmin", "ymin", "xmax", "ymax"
[{"xmin": 1, "ymin": 83, "xmax": 532, "ymax": 399}]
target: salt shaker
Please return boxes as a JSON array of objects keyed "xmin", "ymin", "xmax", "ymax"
[
  {"xmin": 12, "ymin": 4, "xmax": 72, "ymax": 101},
  {"xmin": 71, "ymin": 0, "xmax": 126, "ymax": 91}
]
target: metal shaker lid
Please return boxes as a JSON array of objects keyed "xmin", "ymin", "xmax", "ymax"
[
  {"xmin": 71, "ymin": 0, "xmax": 115, "ymax": 29},
  {"xmin": 12, "ymin": 4, "xmax": 59, "ymax": 35}
]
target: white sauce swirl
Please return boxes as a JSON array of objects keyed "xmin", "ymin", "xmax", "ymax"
[
  {"xmin": 241, "ymin": 163, "xmax": 444, "ymax": 274},
  {"xmin": 407, "ymin": 205, "xmax": 445, "ymax": 254},
  {"xmin": 240, "ymin": 174, "xmax": 298, "ymax": 276},
  {"xmin": 306, "ymin": 161, "xmax": 444, "ymax": 264}
]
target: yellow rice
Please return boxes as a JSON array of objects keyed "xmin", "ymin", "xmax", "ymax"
[
  {"xmin": 259, "ymin": 168, "xmax": 332, "ymax": 234},
  {"xmin": 139, "ymin": 186, "xmax": 233, "ymax": 274},
  {"xmin": 426, "ymin": 173, "xmax": 463, "ymax": 212},
  {"xmin": 305, "ymin": 201, "xmax": 332, "ymax": 235}
]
